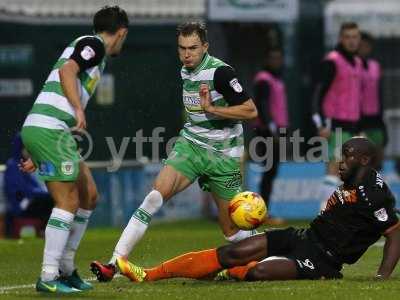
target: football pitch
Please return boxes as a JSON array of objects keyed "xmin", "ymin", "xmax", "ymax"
[{"xmin": 1, "ymin": 219, "xmax": 399, "ymax": 300}]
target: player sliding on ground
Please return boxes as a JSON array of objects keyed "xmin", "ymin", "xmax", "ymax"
[
  {"xmin": 91, "ymin": 21, "xmax": 258, "ymax": 281},
  {"xmin": 19, "ymin": 6, "xmax": 129, "ymax": 293},
  {"xmin": 116, "ymin": 137, "xmax": 400, "ymax": 282}
]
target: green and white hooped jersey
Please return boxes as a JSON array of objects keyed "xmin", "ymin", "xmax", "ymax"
[
  {"xmin": 181, "ymin": 53, "xmax": 244, "ymax": 158},
  {"xmin": 23, "ymin": 35, "xmax": 106, "ymax": 130}
]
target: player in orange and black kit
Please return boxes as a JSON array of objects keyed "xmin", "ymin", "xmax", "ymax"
[{"xmin": 115, "ymin": 137, "xmax": 400, "ymax": 282}]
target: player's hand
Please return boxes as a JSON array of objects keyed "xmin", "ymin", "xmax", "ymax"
[
  {"xmin": 199, "ymin": 83, "xmax": 215, "ymax": 113},
  {"xmin": 318, "ymin": 127, "xmax": 331, "ymax": 139},
  {"xmin": 74, "ymin": 108, "xmax": 87, "ymax": 132},
  {"xmin": 18, "ymin": 158, "xmax": 36, "ymax": 173}
]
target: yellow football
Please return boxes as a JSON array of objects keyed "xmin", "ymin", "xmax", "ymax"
[{"xmin": 229, "ymin": 191, "xmax": 267, "ymax": 230}]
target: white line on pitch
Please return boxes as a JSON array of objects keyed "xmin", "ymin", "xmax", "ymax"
[{"xmin": 0, "ymin": 275, "xmax": 122, "ymax": 293}]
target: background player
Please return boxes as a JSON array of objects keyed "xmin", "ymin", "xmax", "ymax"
[
  {"xmin": 312, "ymin": 22, "xmax": 362, "ymax": 206},
  {"xmin": 358, "ymin": 32, "xmax": 387, "ymax": 169},
  {"xmin": 91, "ymin": 21, "xmax": 258, "ymax": 282},
  {"xmin": 252, "ymin": 47, "xmax": 288, "ymax": 225},
  {"xmin": 19, "ymin": 6, "xmax": 128, "ymax": 293},
  {"xmin": 117, "ymin": 137, "xmax": 400, "ymax": 282}
]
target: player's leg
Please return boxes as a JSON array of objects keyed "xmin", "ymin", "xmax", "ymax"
[
  {"xmin": 91, "ymin": 138, "xmax": 197, "ymax": 281},
  {"xmin": 206, "ymin": 152, "xmax": 257, "ymax": 242},
  {"xmin": 21, "ymin": 127, "xmax": 82, "ymax": 293},
  {"xmin": 110, "ymin": 165, "xmax": 192, "ymax": 261},
  {"xmin": 44, "ymin": 181, "xmax": 80, "ymax": 275},
  {"xmin": 229, "ymin": 257, "xmax": 298, "ymax": 281},
  {"xmin": 59, "ymin": 161, "xmax": 97, "ymax": 290},
  {"xmin": 117, "ymin": 232, "xmax": 268, "ymax": 282},
  {"xmin": 213, "ymin": 194, "xmax": 258, "ymax": 242}
]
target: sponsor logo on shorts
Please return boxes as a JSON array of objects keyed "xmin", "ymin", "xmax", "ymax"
[
  {"xmin": 296, "ymin": 259, "xmax": 315, "ymax": 270},
  {"xmin": 38, "ymin": 161, "xmax": 56, "ymax": 177},
  {"xmin": 61, "ymin": 161, "xmax": 74, "ymax": 176},
  {"xmin": 225, "ymin": 172, "xmax": 242, "ymax": 188}
]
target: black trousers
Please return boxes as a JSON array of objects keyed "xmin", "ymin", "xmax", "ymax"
[{"xmin": 255, "ymin": 128, "xmax": 281, "ymax": 209}]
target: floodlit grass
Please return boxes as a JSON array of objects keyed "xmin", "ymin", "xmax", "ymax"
[{"xmin": 1, "ymin": 219, "xmax": 399, "ymax": 300}]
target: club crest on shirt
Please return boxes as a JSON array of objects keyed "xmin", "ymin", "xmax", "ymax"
[
  {"xmin": 229, "ymin": 78, "xmax": 243, "ymax": 93},
  {"xmin": 374, "ymin": 208, "xmax": 388, "ymax": 222}
]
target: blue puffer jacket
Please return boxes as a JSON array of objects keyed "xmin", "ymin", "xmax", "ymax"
[{"xmin": 3, "ymin": 133, "xmax": 49, "ymax": 216}]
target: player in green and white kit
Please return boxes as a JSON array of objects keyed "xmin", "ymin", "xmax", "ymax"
[
  {"xmin": 19, "ymin": 6, "xmax": 129, "ymax": 293},
  {"xmin": 91, "ymin": 21, "xmax": 258, "ymax": 282}
]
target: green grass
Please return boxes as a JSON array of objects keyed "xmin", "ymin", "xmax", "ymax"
[{"xmin": 1, "ymin": 219, "xmax": 400, "ymax": 300}]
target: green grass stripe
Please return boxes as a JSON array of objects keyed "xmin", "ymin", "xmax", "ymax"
[
  {"xmin": 1, "ymin": 220, "xmax": 399, "ymax": 299},
  {"xmin": 42, "ymin": 81, "xmax": 65, "ymax": 97},
  {"xmin": 30, "ymin": 103, "xmax": 76, "ymax": 127},
  {"xmin": 182, "ymin": 128, "xmax": 243, "ymax": 150}
]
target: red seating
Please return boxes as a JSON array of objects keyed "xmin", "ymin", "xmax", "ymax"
[{"xmin": 12, "ymin": 217, "xmax": 45, "ymax": 238}]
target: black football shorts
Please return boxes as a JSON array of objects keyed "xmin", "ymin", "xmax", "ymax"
[{"xmin": 265, "ymin": 227, "xmax": 343, "ymax": 280}]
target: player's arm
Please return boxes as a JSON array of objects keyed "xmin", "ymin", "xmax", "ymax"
[
  {"xmin": 311, "ymin": 60, "xmax": 335, "ymax": 137},
  {"xmin": 200, "ymin": 66, "xmax": 257, "ymax": 120},
  {"xmin": 59, "ymin": 60, "xmax": 85, "ymax": 129},
  {"xmin": 377, "ymin": 222, "xmax": 400, "ymax": 279},
  {"xmin": 59, "ymin": 37, "xmax": 105, "ymax": 130}
]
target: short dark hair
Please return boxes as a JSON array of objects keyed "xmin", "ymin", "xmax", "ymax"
[
  {"xmin": 361, "ymin": 31, "xmax": 374, "ymax": 44},
  {"xmin": 176, "ymin": 21, "xmax": 208, "ymax": 44},
  {"xmin": 93, "ymin": 6, "xmax": 129, "ymax": 34},
  {"xmin": 339, "ymin": 22, "xmax": 359, "ymax": 34}
]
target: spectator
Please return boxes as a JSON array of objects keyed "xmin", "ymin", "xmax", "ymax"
[
  {"xmin": 358, "ymin": 32, "xmax": 387, "ymax": 169},
  {"xmin": 311, "ymin": 22, "xmax": 362, "ymax": 205},
  {"xmin": 0, "ymin": 172, "xmax": 5, "ymax": 238},
  {"xmin": 253, "ymin": 47, "xmax": 288, "ymax": 225},
  {"xmin": 3, "ymin": 133, "xmax": 53, "ymax": 236}
]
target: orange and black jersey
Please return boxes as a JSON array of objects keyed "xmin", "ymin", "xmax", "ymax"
[{"xmin": 310, "ymin": 168, "xmax": 399, "ymax": 265}]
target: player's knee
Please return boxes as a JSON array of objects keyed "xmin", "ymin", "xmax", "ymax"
[
  {"xmin": 245, "ymin": 263, "xmax": 269, "ymax": 281},
  {"xmin": 217, "ymin": 244, "xmax": 244, "ymax": 267},
  {"xmin": 88, "ymin": 185, "xmax": 98, "ymax": 209},
  {"xmin": 61, "ymin": 191, "xmax": 80, "ymax": 212},
  {"xmin": 143, "ymin": 190, "xmax": 163, "ymax": 211},
  {"xmin": 152, "ymin": 182, "xmax": 172, "ymax": 200}
]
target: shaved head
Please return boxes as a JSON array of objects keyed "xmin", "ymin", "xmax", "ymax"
[
  {"xmin": 339, "ymin": 137, "xmax": 377, "ymax": 184},
  {"xmin": 342, "ymin": 137, "xmax": 376, "ymax": 163}
]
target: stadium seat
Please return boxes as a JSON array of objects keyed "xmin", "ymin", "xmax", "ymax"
[{"xmin": 12, "ymin": 217, "xmax": 45, "ymax": 239}]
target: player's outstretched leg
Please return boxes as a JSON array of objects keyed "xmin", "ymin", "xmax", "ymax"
[
  {"xmin": 216, "ymin": 258, "xmax": 297, "ymax": 281},
  {"xmin": 90, "ymin": 189, "xmax": 163, "ymax": 282},
  {"xmin": 117, "ymin": 233, "xmax": 268, "ymax": 283},
  {"xmin": 91, "ymin": 165, "xmax": 191, "ymax": 282}
]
